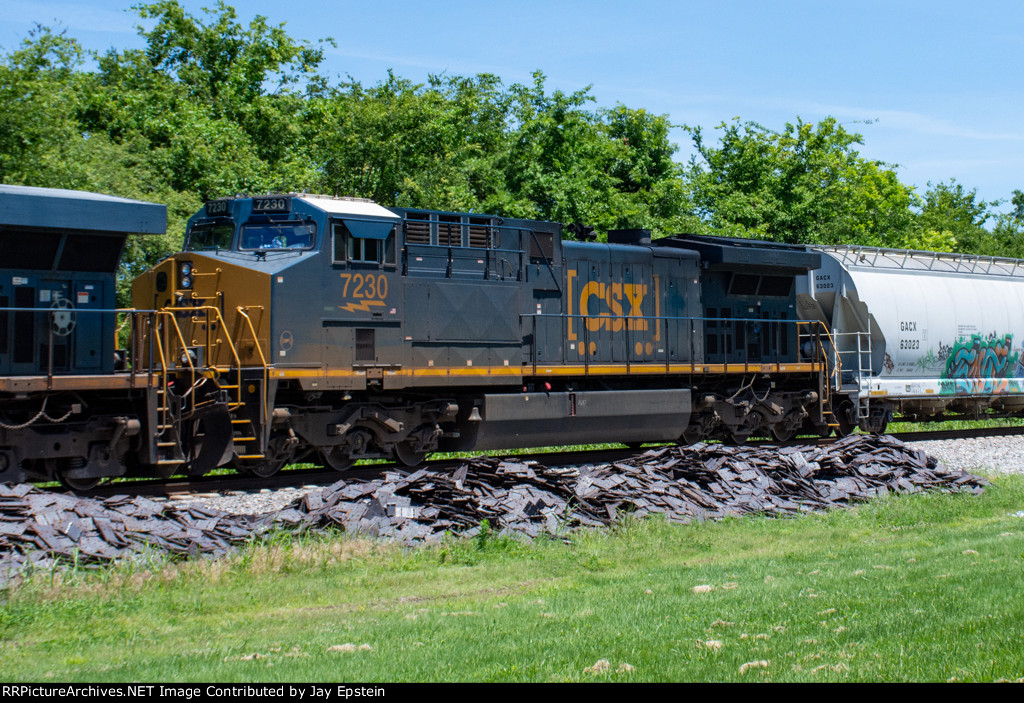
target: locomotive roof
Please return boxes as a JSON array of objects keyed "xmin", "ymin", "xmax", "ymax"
[
  {"xmin": 298, "ymin": 195, "xmax": 399, "ymax": 220},
  {"xmin": 658, "ymin": 232, "xmax": 811, "ymax": 251},
  {"xmin": 655, "ymin": 233, "xmax": 821, "ymax": 271},
  {"xmin": 0, "ymin": 184, "xmax": 167, "ymax": 235}
]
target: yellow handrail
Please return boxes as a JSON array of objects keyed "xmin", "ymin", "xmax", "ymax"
[{"xmin": 236, "ymin": 305, "xmax": 270, "ymax": 444}]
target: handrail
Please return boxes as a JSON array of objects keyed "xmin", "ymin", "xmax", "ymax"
[
  {"xmin": 236, "ymin": 306, "xmax": 270, "ymax": 443},
  {"xmin": 816, "ymin": 243, "xmax": 1024, "ymax": 277},
  {"xmin": 139, "ymin": 304, "xmax": 271, "ymax": 459},
  {"xmin": 156, "ymin": 310, "xmax": 198, "ymax": 414},
  {"xmin": 523, "ymin": 312, "xmax": 836, "ymax": 371}
]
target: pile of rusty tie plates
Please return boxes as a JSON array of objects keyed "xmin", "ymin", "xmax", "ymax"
[{"xmin": 282, "ymin": 434, "xmax": 986, "ymax": 542}]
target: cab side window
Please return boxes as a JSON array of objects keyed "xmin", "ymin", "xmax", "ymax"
[
  {"xmin": 332, "ymin": 222, "xmax": 348, "ymax": 263},
  {"xmin": 350, "ymin": 236, "xmax": 382, "ymax": 263},
  {"xmin": 332, "ymin": 221, "xmax": 396, "ymax": 266}
]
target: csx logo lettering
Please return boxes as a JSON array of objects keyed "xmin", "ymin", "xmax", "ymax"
[{"xmin": 579, "ymin": 281, "xmax": 648, "ymax": 331}]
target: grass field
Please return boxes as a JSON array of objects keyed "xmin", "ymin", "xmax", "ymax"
[{"xmin": 1, "ymin": 474, "xmax": 1022, "ymax": 683}]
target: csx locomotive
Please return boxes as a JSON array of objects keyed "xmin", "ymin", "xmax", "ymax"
[
  {"xmin": 6, "ymin": 185, "xmax": 1024, "ymax": 488},
  {"xmin": 130, "ymin": 192, "xmax": 832, "ymax": 479}
]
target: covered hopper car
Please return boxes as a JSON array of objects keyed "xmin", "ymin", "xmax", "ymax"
[{"xmin": 800, "ymin": 245, "xmax": 1024, "ymax": 434}]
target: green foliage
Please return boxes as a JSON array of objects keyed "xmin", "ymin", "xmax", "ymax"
[
  {"xmin": 685, "ymin": 117, "xmax": 916, "ymax": 246},
  {"xmin": 0, "ymin": 26, "xmax": 89, "ymax": 186},
  {"xmin": 311, "ymin": 71, "xmax": 508, "ymax": 208},
  {"xmin": 908, "ymin": 180, "xmax": 989, "ymax": 253},
  {"xmin": 309, "ymin": 70, "xmax": 696, "ymax": 237},
  {"xmin": 93, "ymin": 0, "xmax": 330, "ymax": 199},
  {"xmin": 990, "ymin": 189, "xmax": 1024, "ymax": 258}
]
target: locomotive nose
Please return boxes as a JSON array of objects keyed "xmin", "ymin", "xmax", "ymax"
[{"xmin": 132, "ymin": 253, "xmax": 272, "ymax": 369}]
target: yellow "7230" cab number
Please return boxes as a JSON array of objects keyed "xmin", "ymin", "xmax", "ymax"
[{"xmin": 339, "ymin": 273, "xmax": 388, "ymax": 300}]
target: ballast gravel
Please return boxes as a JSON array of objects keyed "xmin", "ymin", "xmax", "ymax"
[{"xmin": 905, "ymin": 435, "xmax": 1024, "ymax": 476}]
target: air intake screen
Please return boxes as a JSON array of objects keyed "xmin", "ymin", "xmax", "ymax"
[
  {"xmin": 405, "ymin": 214, "xmax": 430, "ymax": 244},
  {"xmin": 355, "ymin": 328, "xmax": 375, "ymax": 362}
]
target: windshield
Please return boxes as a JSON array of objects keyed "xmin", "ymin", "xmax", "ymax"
[
  {"xmin": 240, "ymin": 221, "xmax": 316, "ymax": 251},
  {"xmin": 186, "ymin": 223, "xmax": 234, "ymax": 251}
]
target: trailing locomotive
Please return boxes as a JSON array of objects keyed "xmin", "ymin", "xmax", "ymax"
[{"xmin": 0, "ymin": 185, "xmax": 166, "ymax": 488}]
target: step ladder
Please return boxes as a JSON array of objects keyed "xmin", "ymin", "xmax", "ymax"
[
  {"xmin": 854, "ymin": 330, "xmax": 873, "ymax": 422},
  {"xmin": 153, "ymin": 385, "xmax": 185, "ymax": 465}
]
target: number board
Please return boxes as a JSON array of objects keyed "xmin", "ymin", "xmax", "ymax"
[
  {"xmin": 205, "ymin": 199, "xmax": 231, "ymax": 216},
  {"xmin": 252, "ymin": 197, "xmax": 291, "ymax": 214}
]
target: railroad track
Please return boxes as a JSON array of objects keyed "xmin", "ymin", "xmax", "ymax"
[
  {"xmin": 83, "ymin": 446, "xmax": 648, "ymax": 499},
  {"xmin": 71, "ymin": 424, "xmax": 1024, "ymax": 499}
]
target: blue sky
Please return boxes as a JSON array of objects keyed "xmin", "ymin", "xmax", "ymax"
[{"xmin": 3, "ymin": 0, "xmax": 1022, "ymax": 210}]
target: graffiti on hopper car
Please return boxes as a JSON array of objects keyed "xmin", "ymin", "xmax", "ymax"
[
  {"xmin": 940, "ymin": 377, "xmax": 1024, "ymax": 396},
  {"xmin": 933, "ymin": 334, "xmax": 1020, "ymax": 396},
  {"xmin": 943, "ymin": 333, "xmax": 1018, "ymax": 380}
]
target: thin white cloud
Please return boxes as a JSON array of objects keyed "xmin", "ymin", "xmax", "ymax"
[
  {"xmin": 615, "ymin": 90, "xmax": 1024, "ymax": 143},
  {"xmin": 0, "ymin": 2, "xmax": 138, "ymax": 34},
  {"xmin": 912, "ymin": 157, "xmax": 1019, "ymax": 171},
  {"xmin": 757, "ymin": 99, "xmax": 1024, "ymax": 142}
]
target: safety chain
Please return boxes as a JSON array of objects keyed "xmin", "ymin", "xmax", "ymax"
[{"xmin": 0, "ymin": 397, "xmax": 75, "ymax": 430}]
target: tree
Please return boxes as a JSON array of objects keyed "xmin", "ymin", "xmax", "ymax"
[
  {"xmin": 88, "ymin": 0, "xmax": 329, "ymax": 199},
  {"xmin": 906, "ymin": 180, "xmax": 990, "ymax": 253},
  {"xmin": 991, "ymin": 189, "xmax": 1024, "ymax": 257},
  {"xmin": 310, "ymin": 71, "xmax": 511, "ymax": 210},
  {"xmin": 683, "ymin": 117, "xmax": 916, "ymax": 246},
  {"xmin": 309, "ymin": 71, "xmax": 696, "ymax": 237},
  {"xmin": 488, "ymin": 73, "xmax": 696, "ymax": 235},
  {"xmin": 600, "ymin": 104, "xmax": 698, "ymax": 234},
  {"xmin": 0, "ymin": 27, "xmax": 88, "ymax": 185},
  {"xmin": 494, "ymin": 72, "xmax": 616, "ymax": 225}
]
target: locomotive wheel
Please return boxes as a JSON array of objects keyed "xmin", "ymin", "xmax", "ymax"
[
  {"xmin": 393, "ymin": 441, "xmax": 427, "ymax": 468},
  {"xmin": 58, "ymin": 473, "xmax": 101, "ymax": 492},
  {"xmin": 770, "ymin": 424, "xmax": 795, "ymax": 442},
  {"xmin": 322, "ymin": 447, "xmax": 356, "ymax": 472},
  {"xmin": 680, "ymin": 428, "xmax": 703, "ymax": 446},
  {"xmin": 728, "ymin": 431, "xmax": 751, "ymax": 444},
  {"xmin": 834, "ymin": 401, "xmax": 856, "ymax": 437},
  {"xmin": 237, "ymin": 460, "xmax": 283, "ymax": 478}
]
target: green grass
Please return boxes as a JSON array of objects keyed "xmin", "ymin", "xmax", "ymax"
[
  {"xmin": 2, "ymin": 476, "xmax": 1023, "ymax": 682},
  {"xmin": 887, "ymin": 417, "xmax": 1024, "ymax": 433}
]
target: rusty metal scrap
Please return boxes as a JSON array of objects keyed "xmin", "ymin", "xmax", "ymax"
[
  {"xmin": 0, "ymin": 435, "xmax": 988, "ymax": 586},
  {"xmin": 0, "ymin": 488, "xmax": 271, "ymax": 586}
]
